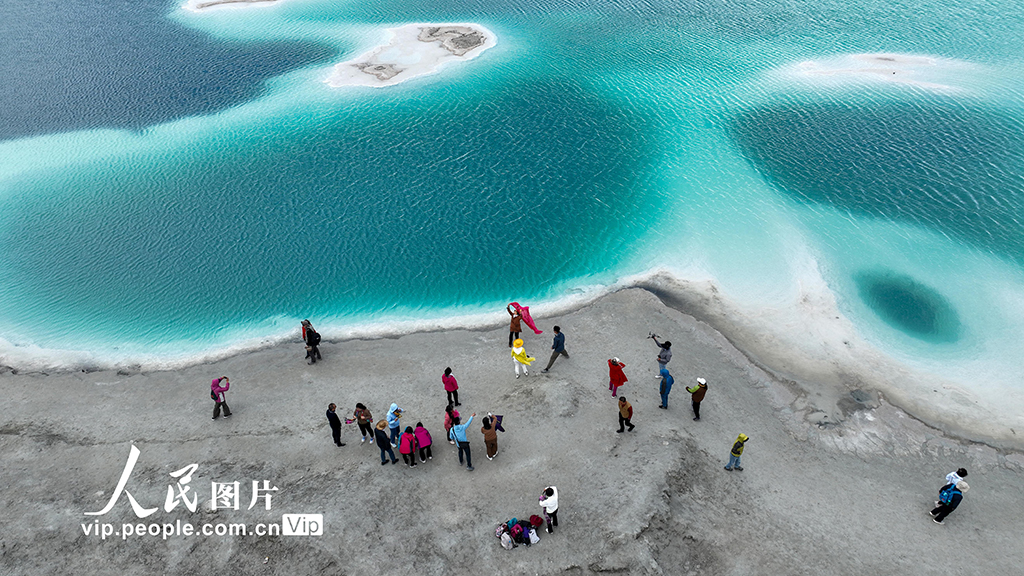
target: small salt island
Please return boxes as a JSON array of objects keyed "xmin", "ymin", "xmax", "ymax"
[
  {"xmin": 325, "ymin": 24, "xmax": 496, "ymax": 88},
  {"xmin": 184, "ymin": 0, "xmax": 285, "ymax": 11},
  {"xmin": 781, "ymin": 53, "xmax": 973, "ymax": 92}
]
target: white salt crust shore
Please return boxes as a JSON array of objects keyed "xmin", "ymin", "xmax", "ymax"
[
  {"xmin": 1, "ymin": 287, "xmax": 1022, "ymax": 575},
  {"xmin": 1, "ymin": 267, "xmax": 1021, "ymax": 451},
  {"xmin": 324, "ymin": 23, "xmax": 497, "ymax": 88}
]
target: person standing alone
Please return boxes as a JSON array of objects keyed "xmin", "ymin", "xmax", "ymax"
[
  {"xmin": 211, "ymin": 376, "xmax": 232, "ymax": 420},
  {"xmin": 617, "ymin": 396, "xmax": 635, "ymax": 433},
  {"xmin": 686, "ymin": 377, "xmax": 708, "ymax": 421},
  {"xmin": 442, "ymin": 367, "xmax": 460, "ymax": 407},
  {"xmin": 326, "ymin": 403, "xmax": 345, "ymax": 447},
  {"xmin": 724, "ymin": 434, "xmax": 748, "ymax": 471},
  {"xmin": 541, "ymin": 326, "xmax": 569, "ymax": 373},
  {"xmin": 507, "ymin": 304, "xmax": 522, "ymax": 348},
  {"xmin": 301, "ymin": 319, "xmax": 322, "ymax": 364}
]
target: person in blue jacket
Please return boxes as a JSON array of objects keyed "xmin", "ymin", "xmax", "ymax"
[
  {"xmin": 449, "ymin": 412, "xmax": 477, "ymax": 471},
  {"xmin": 658, "ymin": 368, "xmax": 674, "ymax": 409},
  {"xmin": 386, "ymin": 403, "xmax": 404, "ymax": 447}
]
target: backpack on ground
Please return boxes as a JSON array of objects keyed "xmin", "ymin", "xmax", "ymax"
[
  {"xmin": 500, "ymin": 532, "xmax": 515, "ymax": 550},
  {"xmin": 528, "ymin": 527, "xmax": 541, "ymax": 544},
  {"xmin": 529, "ymin": 515, "xmax": 544, "ymax": 528}
]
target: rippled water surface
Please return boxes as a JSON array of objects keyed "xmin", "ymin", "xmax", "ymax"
[{"xmin": 1, "ymin": 0, "xmax": 1023, "ymax": 372}]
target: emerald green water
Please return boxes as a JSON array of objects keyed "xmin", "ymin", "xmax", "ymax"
[{"xmin": 0, "ymin": 0, "xmax": 1023, "ymax": 379}]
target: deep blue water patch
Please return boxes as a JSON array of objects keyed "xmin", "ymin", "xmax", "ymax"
[
  {"xmin": 731, "ymin": 100, "xmax": 1024, "ymax": 261},
  {"xmin": 0, "ymin": 0, "xmax": 333, "ymax": 141},
  {"xmin": 854, "ymin": 270, "xmax": 960, "ymax": 342},
  {"xmin": 0, "ymin": 80, "xmax": 659, "ymax": 347}
]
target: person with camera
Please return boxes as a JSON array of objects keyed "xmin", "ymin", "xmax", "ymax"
[{"xmin": 650, "ymin": 333, "xmax": 672, "ymax": 376}]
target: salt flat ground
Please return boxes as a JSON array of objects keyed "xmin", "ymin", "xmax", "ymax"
[{"xmin": 1, "ymin": 289, "xmax": 1021, "ymax": 575}]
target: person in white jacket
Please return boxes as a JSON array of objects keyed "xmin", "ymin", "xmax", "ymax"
[
  {"xmin": 539, "ymin": 486, "xmax": 558, "ymax": 534},
  {"xmin": 945, "ymin": 467, "xmax": 968, "ymax": 486}
]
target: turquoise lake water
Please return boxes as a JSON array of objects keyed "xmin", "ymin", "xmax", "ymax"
[{"xmin": 1, "ymin": 0, "xmax": 1023, "ymax": 377}]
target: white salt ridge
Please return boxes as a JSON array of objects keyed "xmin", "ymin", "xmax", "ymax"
[
  {"xmin": 324, "ymin": 24, "xmax": 497, "ymax": 88},
  {"xmin": 779, "ymin": 52, "xmax": 977, "ymax": 92},
  {"xmin": 183, "ymin": 0, "xmax": 287, "ymax": 12}
]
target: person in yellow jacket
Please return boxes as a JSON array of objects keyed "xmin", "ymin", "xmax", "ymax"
[
  {"xmin": 724, "ymin": 434, "xmax": 748, "ymax": 471},
  {"xmin": 511, "ymin": 338, "xmax": 535, "ymax": 378}
]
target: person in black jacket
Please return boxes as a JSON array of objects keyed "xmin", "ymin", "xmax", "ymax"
[
  {"xmin": 302, "ymin": 319, "xmax": 322, "ymax": 364},
  {"xmin": 374, "ymin": 420, "xmax": 398, "ymax": 465},
  {"xmin": 931, "ymin": 481, "xmax": 968, "ymax": 524},
  {"xmin": 326, "ymin": 403, "xmax": 345, "ymax": 447}
]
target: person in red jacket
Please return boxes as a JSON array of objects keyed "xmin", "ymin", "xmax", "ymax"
[
  {"xmin": 617, "ymin": 396, "xmax": 634, "ymax": 433},
  {"xmin": 442, "ymin": 367, "xmax": 460, "ymax": 407},
  {"xmin": 608, "ymin": 357, "xmax": 628, "ymax": 397},
  {"xmin": 399, "ymin": 426, "xmax": 419, "ymax": 467}
]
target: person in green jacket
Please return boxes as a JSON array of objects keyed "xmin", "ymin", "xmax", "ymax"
[{"xmin": 724, "ymin": 434, "xmax": 748, "ymax": 471}]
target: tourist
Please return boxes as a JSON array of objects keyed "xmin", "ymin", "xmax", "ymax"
[
  {"xmin": 444, "ymin": 404, "xmax": 461, "ymax": 445},
  {"xmin": 507, "ymin": 304, "xmax": 522, "ymax": 348},
  {"xmin": 931, "ymin": 481, "xmax": 969, "ymax": 524},
  {"xmin": 658, "ymin": 368, "xmax": 674, "ymax": 409},
  {"xmin": 539, "ymin": 486, "xmax": 559, "ymax": 534},
  {"xmin": 608, "ymin": 357, "xmax": 628, "ymax": 397},
  {"xmin": 686, "ymin": 378, "xmax": 708, "ymax": 421},
  {"xmin": 326, "ymin": 403, "xmax": 345, "ymax": 447},
  {"xmin": 945, "ymin": 467, "xmax": 968, "ymax": 486},
  {"xmin": 481, "ymin": 416, "xmax": 498, "ymax": 460},
  {"xmin": 443, "ymin": 367, "xmax": 460, "ymax": 407},
  {"xmin": 211, "ymin": 376, "xmax": 232, "ymax": 420},
  {"xmin": 301, "ymin": 319, "xmax": 322, "ymax": 364},
  {"xmin": 617, "ymin": 396, "xmax": 635, "ymax": 433},
  {"xmin": 399, "ymin": 426, "xmax": 418, "ymax": 467},
  {"xmin": 374, "ymin": 420, "xmax": 398, "ymax": 465},
  {"xmin": 353, "ymin": 403, "xmax": 373, "ymax": 443},
  {"xmin": 724, "ymin": 434, "xmax": 749, "ymax": 471},
  {"xmin": 415, "ymin": 422, "xmax": 433, "ymax": 462},
  {"xmin": 511, "ymin": 339, "xmax": 535, "ymax": 378},
  {"xmin": 540, "ymin": 326, "xmax": 569, "ymax": 373},
  {"xmin": 449, "ymin": 413, "xmax": 476, "ymax": 471},
  {"xmin": 651, "ymin": 334, "xmax": 672, "ymax": 375},
  {"xmin": 386, "ymin": 403, "xmax": 404, "ymax": 447}
]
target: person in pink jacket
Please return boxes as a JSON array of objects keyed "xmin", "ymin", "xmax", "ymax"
[
  {"xmin": 211, "ymin": 376, "xmax": 232, "ymax": 420},
  {"xmin": 399, "ymin": 426, "xmax": 419, "ymax": 467},
  {"xmin": 444, "ymin": 404, "xmax": 460, "ymax": 445},
  {"xmin": 442, "ymin": 367, "xmax": 460, "ymax": 407},
  {"xmin": 608, "ymin": 358, "xmax": 628, "ymax": 397},
  {"xmin": 414, "ymin": 422, "xmax": 433, "ymax": 463}
]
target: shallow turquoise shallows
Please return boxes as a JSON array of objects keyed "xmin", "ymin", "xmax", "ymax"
[{"xmin": 1, "ymin": 0, "xmax": 1023, "ymax": 370}]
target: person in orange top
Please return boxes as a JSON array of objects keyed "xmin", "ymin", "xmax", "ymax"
[
  {"xmin": 617, "ymin": 396, "xmax": 634, "ymax": 433},
  {"xmin": 608, "ymin": 357, "xmax": 628, "ymax": 397}
]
